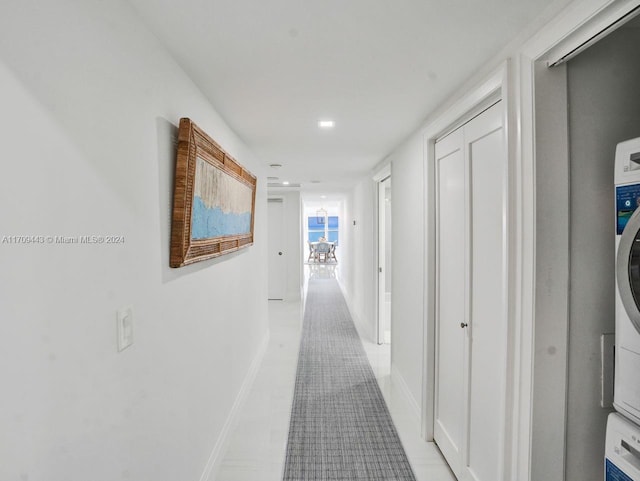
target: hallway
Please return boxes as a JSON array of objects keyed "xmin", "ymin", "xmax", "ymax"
[
  {"xmin": 4, "ymin": 1, "xmax": 639, "ymax": 480},
  {"xmin": 216, "ymin": 268, "xmax": 455, "ymax": 480}
]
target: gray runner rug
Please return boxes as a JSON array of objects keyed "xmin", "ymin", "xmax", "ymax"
[{"xmin": 283, "ymin": 278, "xmax": 416, "ymax": 480}]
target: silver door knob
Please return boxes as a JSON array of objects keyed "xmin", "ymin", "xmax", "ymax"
[{"xmin": 460, "ymin": 322, "xmax": 468, "ymax": 328}]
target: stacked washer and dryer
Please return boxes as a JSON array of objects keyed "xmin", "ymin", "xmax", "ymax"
[{"xmin": 609, "ymin": 138, "xmax": 640, "ymax": 480}]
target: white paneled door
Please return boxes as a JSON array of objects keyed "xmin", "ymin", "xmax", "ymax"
[
  {"xmin": 434, "ymin": 101, "xmax": 507, "ymax": 481},
  {"xmin": 378, "ymin": 175, "xmax": 392, "ymax": 345},
  {"xmin": 268, "ymin": 198, "xmax": 286, "ymax": 300},
  {"xmin": 434, "ymin": 127, "xmax": 467, "ymax": 476}
]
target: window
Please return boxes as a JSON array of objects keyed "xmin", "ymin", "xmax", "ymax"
[
  {"xmin": 307, "ymin": 215, "xmax": 339, "ymax": 245},
  {"xmin": 308, "ymin": 216, "xmax": 325, "ymax": 242},
  {"xmin": 327, "ymin": 216, "xmax": 339, "ymax": 244}
]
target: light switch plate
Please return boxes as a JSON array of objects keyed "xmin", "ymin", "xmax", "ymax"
[
  {"xmin": 117, "ymin": 306, "xmax": 133, "ymax": 352},
  {"xmin": 601, "ymin": 333, "xmax": 614, "ymax": 408}
]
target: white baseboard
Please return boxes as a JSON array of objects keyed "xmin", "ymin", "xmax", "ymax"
[
  {"xmin": 391, "ymin": 364, "xmax": 422, "ymax": 421},
  {"xmin": 199, "ymin": 330, "xmax": 270, "ymax": 481}
]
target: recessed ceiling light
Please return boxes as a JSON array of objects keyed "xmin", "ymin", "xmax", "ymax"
[
  {"xmin": 282, "ymin": 181, "xmax": 290, "ymax": 185},
  {"xmin": 318, "ymin": 120, "xmax": 335, "ymax": 129},
  {"xmin": 320, "ymin": 195, "xmax": 327, "ymax": 199}
]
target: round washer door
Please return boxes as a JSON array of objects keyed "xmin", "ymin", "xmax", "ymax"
[{"xmin": 617, "ymin": 207, "xmax": 640, "ymax": 335}]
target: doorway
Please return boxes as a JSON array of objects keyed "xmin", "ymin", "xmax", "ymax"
[
  {"xmin": 530, "ymin": 11, "xmax": 640, "ymax": 481},
  {"xmin": 377, "ymin": 176, "xmax": 392, "ymax": 345}
]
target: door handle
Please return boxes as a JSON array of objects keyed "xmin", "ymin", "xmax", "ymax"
[
  {"xmin": 278, "ymin": 252, "xmax": 283, "ymax": 256},
  {"xmin": 460, "ymin": 322, "xmax": 468, "ymax": 328}
]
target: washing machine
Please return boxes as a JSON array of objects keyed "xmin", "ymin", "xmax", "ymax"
[
  {"xmin": 615, "ymin": 137, "xmax": 640, "ymax": 425},
  {"xmin": 605, "ymin": 412, "xmax": 640, "ymax": 480}
]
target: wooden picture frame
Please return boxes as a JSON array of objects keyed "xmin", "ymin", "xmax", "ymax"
[{"xmin": 170, "ymin": 118, "xmax": 257, "ymax": 267}]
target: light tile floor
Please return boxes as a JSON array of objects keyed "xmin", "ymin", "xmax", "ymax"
[{"xmin": 215, "ymin": 268, "xmax": 456, "ymax": 481}]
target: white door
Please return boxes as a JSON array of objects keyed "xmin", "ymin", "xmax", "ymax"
[
  {"xmin": 434, "ymin": 128, "xmax": 467, "ymax": 475},
  {"xmin": 378, "ymin": 176, "xmax": 392, "ymax": 345},
  {"xmin": 268, "ymin": 198, "xmax": 286, "ymax": 300},
  {"xmin": 434, "ymin": 101, "xmax": 507, "ymax": 481},
  {"xmin": 466, "ymin": 103, "xmax": 506, "ymax": 481}
]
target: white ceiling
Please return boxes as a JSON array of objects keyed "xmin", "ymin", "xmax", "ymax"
[{"xmin": 129, "ymin": 0, "xmax": 568, "ymax": 192}]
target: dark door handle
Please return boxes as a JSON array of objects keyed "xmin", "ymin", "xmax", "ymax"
[
  {"xmin": 278, "ymin": 252, "xmax": 283, "ymax": 256},
  {"xmin": 460, "ymin": 322, "xmax": 468, "ymax": 328}
]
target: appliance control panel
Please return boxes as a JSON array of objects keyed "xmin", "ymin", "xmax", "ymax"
[{"xmin": 616, "ymin": 183, "xmax": 640, "ymax": 234}]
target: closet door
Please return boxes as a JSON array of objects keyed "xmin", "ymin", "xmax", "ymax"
[
  {"xmin": 434, "ymin": 101, "xmax": 506, "ymax": 481},
  {"xmin": 466, "ymin": 103, "xmax": 506, "ymax": 481},
  {"xmin": 434, "ymin": 128, "xmax": 467, "ymax": 476}
]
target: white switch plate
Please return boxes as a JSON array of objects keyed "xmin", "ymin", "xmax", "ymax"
[
  {"xmin": 117, "ymin": 306, "xmax": 133, "ymax": 352},
  {"xmin": 601, "ymin": 333, "xmax": 614, "ymax": 408}
]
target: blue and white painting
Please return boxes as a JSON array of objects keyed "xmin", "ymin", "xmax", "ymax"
[{"xmin": 191, "ymin": 156, "xmax": 253, "ymax": 240}]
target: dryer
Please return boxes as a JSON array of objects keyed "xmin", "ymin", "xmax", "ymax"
[
  {"xmin": 605, "ymin": 412, "xmax": 640, "ymax": 480},
  {"xmin": 615, "ymin": 137, "xmax": 640, "ymax": 425}
]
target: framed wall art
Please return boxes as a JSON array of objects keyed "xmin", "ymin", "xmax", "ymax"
[{"xmin": 170, "ymin": 118, "xmax": 257, "ymax": 267}]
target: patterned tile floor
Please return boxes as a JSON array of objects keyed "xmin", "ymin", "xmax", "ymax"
[{"xmin": 215, "ymin": 267, "xmax": 456, "ymax": 481}]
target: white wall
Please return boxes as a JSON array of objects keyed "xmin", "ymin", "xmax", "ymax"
[
  {"xmin": 342, "ymin": 180, "xmax": 376, "ymax": 341},
  {"xmin": 388, "ymin": 137, "xmax": 425, "ymax": 407},
  {"xmin": 564, "ymin": 25, "xmax": 640, "ymax": 481},
  {"xmin": 0, "ymin": 2, "xmax": 268, "ymax": 481},
  {"xmin": 531, "ymin": 60, "xmax": 571, "ymax": 481},
  {"xmin": 341, "ymin": 152, "xmax": 424, "ymax": 418}
]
